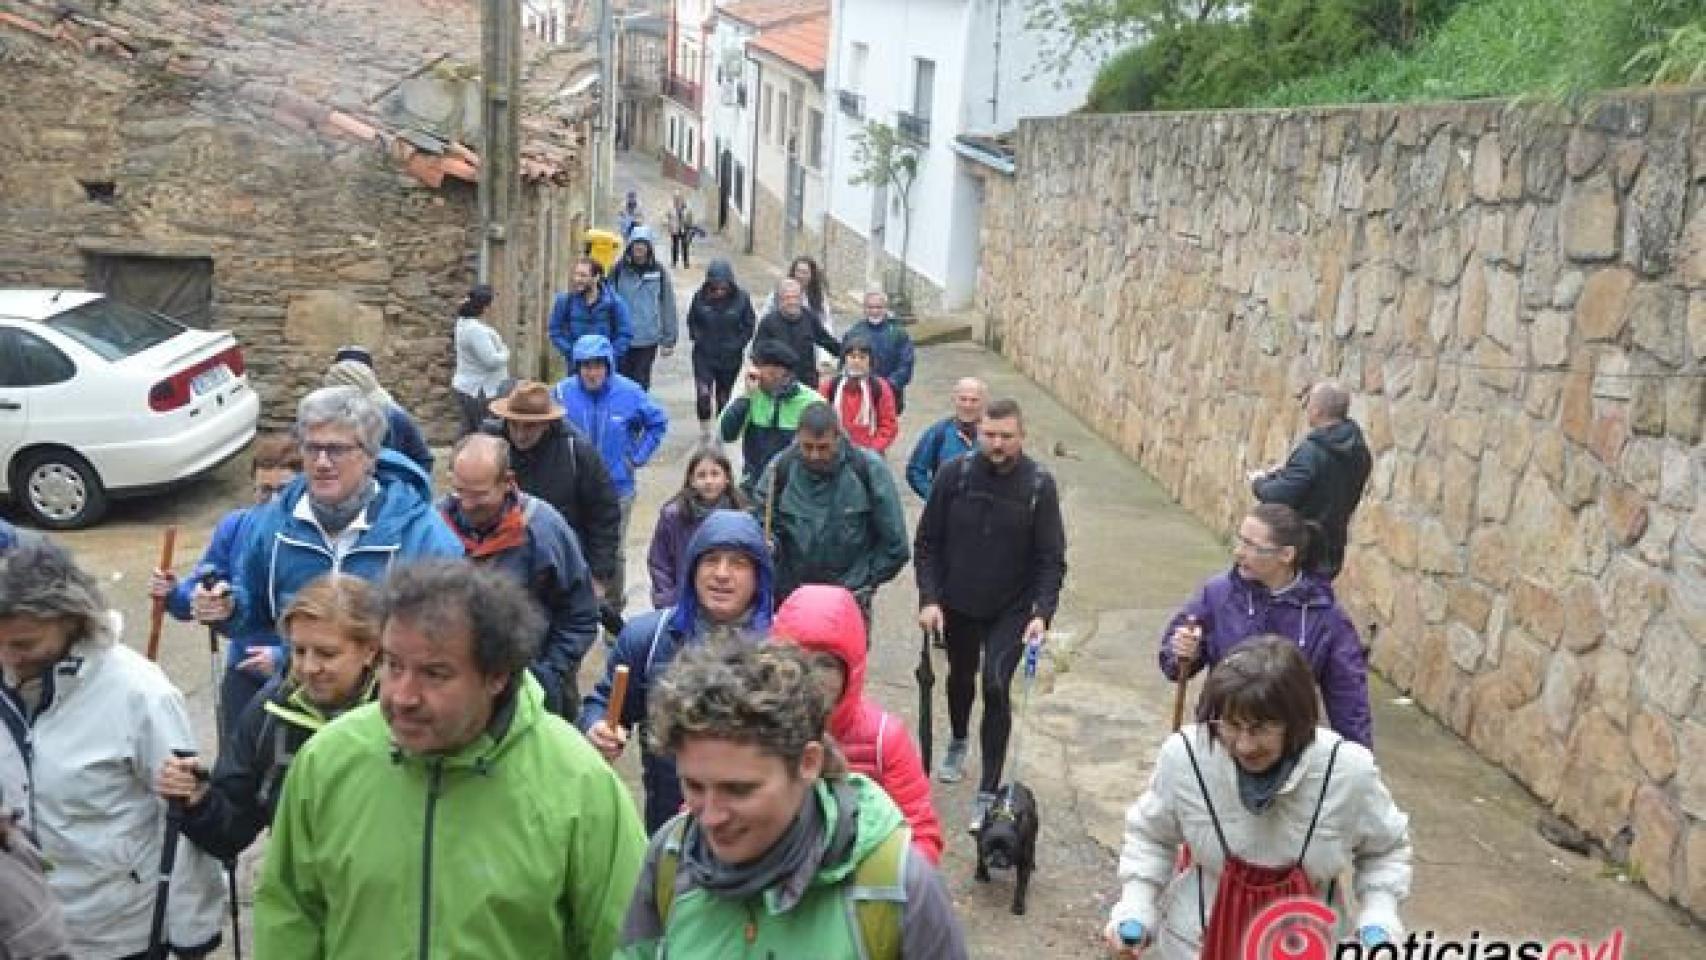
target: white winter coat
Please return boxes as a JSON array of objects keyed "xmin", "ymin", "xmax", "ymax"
[
  {"xmin": 23, "ymin": 632, "xmax": 225, "ymax": 959},
  {"xmin": 452, "ymin": 314, "xmax": 512, "ymax": 397},
  {"xmin": 1110, "ymin": 725, "xmax": 1411, "ymax": 959}
]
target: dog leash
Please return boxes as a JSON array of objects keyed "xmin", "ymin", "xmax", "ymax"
[{"xmin": 1002, "ymin": 640, "xmax": 1043, "ymax": 798}]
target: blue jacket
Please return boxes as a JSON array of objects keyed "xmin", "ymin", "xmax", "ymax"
[
  {"xmin": 552, "ymin": 335, "xmax": 669, "ymax": 499},
  {"xmin": 438, "ymin": 492, "xmax": 599, "ymax": 716},
  {"xmin": 226, "ymin": 452, "xmax": 464, "ymax": 638},
  {"xmin": 549, "ymin": 282, "xmax": 632, "ymax": 362},
  {"xmin": 607, "ymin": 226, "xmax": 678, "ymax": 350},
  {"xmin": 579, "ymin": 510, "xmax": 773, "ymax": 828},
  {"xmin": 0, "ymin": 519, "xmax": 17, "ymax": 551},
  {"xmin": 382, "ymin": 404, "xmax": 434, "ymax": 474},
  {"xmin": 841, "ymin": 316, "xmax": 915, "ymax": 405},
  {"xmin": 166, "ymin": 507, "xmax": 285, "ymax": 670},
  {"xmin": 905, "ymin": 417, "xmax": 979, "ymax": 498}
]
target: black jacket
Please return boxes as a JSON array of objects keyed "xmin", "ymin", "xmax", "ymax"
[
  {"xmin": 914, "ymin": 453, "xmax": 1067, "ymax": 622},
  {"xmin": 1252, "ymin": 418, "xmax": 1373, "ymax": 576},
  {"xmin": 179, "ymin": 674, "xmax": 372, "ymax": 862},
  {"xmin": 686, "ymin": 261, "xmax": 757, "ymax": 371},
  {"xmin": 487, "ymin": 419, "xmax": 623, "ymax": 581},
  {"xmin": 753, "ymin": 307, "xmax": 841, "ymax": 388}
]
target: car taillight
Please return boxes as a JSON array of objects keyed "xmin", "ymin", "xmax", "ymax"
[
  {"xmin": 149, "ymin": 380, "xmax": 185, "ymax": 411},
  {"xmin": 148, "ymin": 344, "xmax": 244, "ymax": 413}
]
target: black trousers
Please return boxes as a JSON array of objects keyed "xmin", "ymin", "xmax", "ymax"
[
  {"xmin": 943, "ymin": 605, "xmax": 1030, "ymax": 793},
  {"xmin": 618, "ymin": 345, "xmax": 658, "ymax": 390},
  {"xmin": 670, "ymin": 231, "xmax": 692, "ymax": 268},
  {"xmin": 693, "ymin": 359, "xmax": 739, "ymax": 422}
]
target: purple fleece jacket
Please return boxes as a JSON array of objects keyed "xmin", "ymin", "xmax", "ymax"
[{"xmin": 1159, "ymin": 568, "xmax": 1374, "ymax": 747}]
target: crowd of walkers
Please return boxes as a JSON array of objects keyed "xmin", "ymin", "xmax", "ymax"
[{"xmin": 0, "ymin": 215, "xmax": 1412, "ymax": 958}]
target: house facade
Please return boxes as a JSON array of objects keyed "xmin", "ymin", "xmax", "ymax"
[
  {"xmin": 661, "ymin": 0, "xmax": 715, "ymax": 185},
  {"xmin": 618, "ymin": 13, "xmax": 668, "ymax": 154}
]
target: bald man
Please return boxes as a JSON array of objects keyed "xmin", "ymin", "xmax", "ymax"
[
  {"xmin": 906, "ymin": 377, "xmax": 988, "ymax": 499},
  {"xmin": 1251, "ymin": 381, "xmax": 1373, "ymax": 579},
  {"xmin": 438, "ymin": 434, "xmax": 601, "ymax": 714}
]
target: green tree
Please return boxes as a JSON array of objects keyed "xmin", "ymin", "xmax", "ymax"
[{"xmin": 847, "ymin": 120, "xmax": 920, "ymax": 310}]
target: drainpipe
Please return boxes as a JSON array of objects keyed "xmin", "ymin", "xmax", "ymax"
[
  {"xmin": 990, "ymin": 0, "xmax": 1003, "ymax": 127},
  {"xmin": 745, "ymin": 51, "xmax": 763, "ymax": 256}
]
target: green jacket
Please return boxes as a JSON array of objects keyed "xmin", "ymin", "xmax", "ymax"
[
  {"xmin": 616, "ymin": 775, "xmax": 968, "ymax": 960},
  {"xmin": 753, "ymin": 444, "xmax": 911, "ymax": 599},
  {"xmin": 254, "ymin": 672, "xmax": 647, "ymax": 960},
  {"xmin": 719, "ymin": 381, "xmax": 822, "ymax": 491}
]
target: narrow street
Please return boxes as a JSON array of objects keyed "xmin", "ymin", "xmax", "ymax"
[{"xmin": 27, "ymin": 147, "xmax": 1705, "ymax": 957}]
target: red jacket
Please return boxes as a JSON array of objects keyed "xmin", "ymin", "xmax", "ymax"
[
  {"xmin": 772, "ymin": 585, "xmax": 944, "ymax": 863},
  {"xmin": 818, "ymin": 375, "xmax": 898, "ymax": 454}
]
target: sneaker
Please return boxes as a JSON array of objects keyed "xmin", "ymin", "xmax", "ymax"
[
  {"xmin": 968, "ymin": 791, "xmax": 998, "ymax": 835},
  {"xmin": 937, "ymin": 738, "xmax": 969, "ymax": 783}
]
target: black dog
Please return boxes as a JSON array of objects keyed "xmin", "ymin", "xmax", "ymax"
[{"xmin": 973, "ymin": 782, "xmax": 1039, "ymax": 915}]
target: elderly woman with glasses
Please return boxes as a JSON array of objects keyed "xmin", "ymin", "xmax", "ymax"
[
  {"xmin": 194, "ymin": 386, "xmax": 462, "ymax": 642},
  {"xmin": 1107, "ymin": 637, "xmax": 1411, "ymax": 959},
  {"xmin": 1159, "ymin": 502, "xmax": 1373, "ymax": 747},
  {"xmin": 0, "ymin": 538, "xmax": 227, "ymax": 959}
]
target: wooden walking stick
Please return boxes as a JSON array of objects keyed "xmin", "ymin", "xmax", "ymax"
[
  {"xmin": 606, "ymin": 665, "xmax": 632, "ymax": 730},
  {"xmin": 145, "ymin": 526, "xmax": 178, "ymax": 662},
  {"xmin": 762, "ymin": 461, "xmax": 779, "ymax": 546},
  {"xmin": 1169, "ymin": 616, "xmax": 1201, "ymax": 731}
]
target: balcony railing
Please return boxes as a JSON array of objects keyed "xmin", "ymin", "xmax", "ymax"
[
  {"xmin": 837, "ymin": 89, "xmax": 864, "ymax": 119},
  {"xmin": 897, "ymin": 110, "xmax": 930, "ymax": 145},
  {"xmin": 665, "ymin": 76, "xmax": 701, "ymax": 109}
]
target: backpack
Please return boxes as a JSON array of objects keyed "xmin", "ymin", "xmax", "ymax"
[
  {"xmin": 949, "ymin": 452, "xmax": 1048, "ymax": 515},
  {"xmin": 652, "ymin": 812, "xmax": 909, "ymax": 959},
  {"xmin": 770, "ymin": 444, "xmax": 881, "ymax": 503}
]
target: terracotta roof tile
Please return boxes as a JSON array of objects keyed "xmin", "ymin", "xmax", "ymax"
[
  {"xmin": 720, "ymin": 0, "xmax": 827, "ymax": 30},
  {"xmin": 747, "ymin": 9, "xmax": 829, "ymax": 76}
]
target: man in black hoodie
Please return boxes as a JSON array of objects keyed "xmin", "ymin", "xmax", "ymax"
[
  {"xmin": 914, "ymin": 398, "xmax": 1067, "ymax": 833},
  {"xmin": 1251, "ymin": 381, "xmax": 1373, "ymax": 580}
]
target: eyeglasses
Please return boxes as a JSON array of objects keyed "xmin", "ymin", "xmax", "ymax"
[
  {"xmin": 302, "ymin": 442, "xmax": 364, "ymax": 463},
  {"xmin": 1235, "ymin": 535, "xmax": 1283, "ymax": 556},
  {"xmin": 1209, "ymin": 718, "xmax": 1285, "ymax": 741}
]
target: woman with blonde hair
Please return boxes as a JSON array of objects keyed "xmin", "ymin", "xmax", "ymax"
[{"xmin": 156, "ymin": 574, "xmax": 382, "ymax": 862}]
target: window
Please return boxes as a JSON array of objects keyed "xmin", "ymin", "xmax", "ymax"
[
  {"xmin": 668, "ymin": 116, "xmax": 677, "ymax": 153},
  {"xmin": 849, "ymin": 42, "xmax": 868, "ymax": 91},
  {"xmin": 733, "ymin": 161, "xmax": 745, "ymax": 210},
  {"xmin": 777, "ymin": 91, "xmax": 789, "ymax": 146},
  {"xmin": 46, "ymin": 298, "xmax": 182, "ymax": 361},
  {"xmin": 762, "ymin": 84, "xmax": 773, "ymax": 137},
  {"xmin": 807, "ymin": 108, "xmax": 824, "ymax": 169},
  {"xmin": 0, "ymin": 328, "xmax": 76, "ymax": 387},
  {"xmin": 686, "ymin": 128, "xmax": 694, "ymax": 165},
  {"xmin": 913, "ymin": 57, "xmax": 935, "ymax": 120}
]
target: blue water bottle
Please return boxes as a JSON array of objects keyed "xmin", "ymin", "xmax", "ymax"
[{"xmin": 1117, "ymin": 920, "xmax": 1146, "ymax": 947}]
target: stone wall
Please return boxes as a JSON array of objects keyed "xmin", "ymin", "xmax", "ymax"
[
  {"xmin": 978, "ymin": 91, "xmax": 1706, "ymax": 914},
  {"xmin": 822, "ymin": 214, "xmax": 946, "ymax": 316}
]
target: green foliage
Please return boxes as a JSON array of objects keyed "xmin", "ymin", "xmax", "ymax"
[
  {"xmin": 847, "ymin": 121, "xmax": 917, "ymax": 196},
  {"xmin": 1025, "ymin": 0, "xmax": 1229, "ymax": 79},
  {"xmin": 1083, "ymin": 0, "xmax": 1702, "ymax": 112}
]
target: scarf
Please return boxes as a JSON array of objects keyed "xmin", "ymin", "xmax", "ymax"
[
  {"xmin": 1236, "ymin": 749, "xmax": 1303, "ymax": 815},
  {"xmin": 831, "ymin": 375, "xmax": 877, "ymax": 433},
  {"xmin": 310, "ymin": 480, "xmax": 379, "ymax": 536},
  {"xmin": 443, "ymin": 493, "xmax": 529, "ymax": 559},
  {"xmin": 684, "ymin": 490, "xmax": 735, "ymax": 523},
  {"xmin": 680, "ymin": 778, "xmax": 860, "ymax": 906}
]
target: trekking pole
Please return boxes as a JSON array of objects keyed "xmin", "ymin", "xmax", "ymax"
[
  {"xmin": 196, "ymin": 567, "xmax": 244, "ymax": 960},
  {"xmin": 146, "ymin": 748, "xmax": 196, "ymax": 960},
  {"xmin": 1169, "ymin": 616, "xmax": 1201, "ymax": 732},
  {"xmin": 145, "ymin": 526, "xmax": 178, "ymax": 662}
]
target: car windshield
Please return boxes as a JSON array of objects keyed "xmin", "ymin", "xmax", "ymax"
[{"xmin": 47, "ymin": 297, "xmax": 183, "ymax": 360}]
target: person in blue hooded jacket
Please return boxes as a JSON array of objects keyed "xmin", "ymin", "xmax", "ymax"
[
  {"xmin": 549, "ymin": 257, "xmax": 633, "ymax": 368},
  {"xmin": 553, "ymin": 334, "xmax": 669, "ymax": 610},
  {"xmin": 580, "ymin": 510, "xmax": 773, "ymax": 830},
  {"xmin": 607, "ymin": 226, "xmax": 678, "ymax": 390},
  {"xmin": 194, "ymin": 387, "xmax": 464, "ymax": 640}
]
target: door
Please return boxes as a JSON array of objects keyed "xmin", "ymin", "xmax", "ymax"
[
  {"xmin": 85, "ymin": 253, "xmax": 215, "ymax": 329},
  {"xmin": 784, "ymin": 148, "xmax": 805, "ymax": 262},
  {"xmin": 718, "ymin": 148, "xmax": 732, "ymax": 231}
]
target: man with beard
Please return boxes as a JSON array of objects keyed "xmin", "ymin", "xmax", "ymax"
[
  {"xmin": 439, "ymin": 434, "xmax": 600, "ymax": 715},
  {"xmin": 255, "ymin": 560, "xmax": 646, "ymax": 959},
  {"xmin": 549, "ymin": 256, "xmax": 633, "ymax": 369},
  {"xmin": 914, "ymin": 398, "xmax": 1067, "ymax": 833}
]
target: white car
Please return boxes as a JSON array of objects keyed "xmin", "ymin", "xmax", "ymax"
[{"xmin": 0, "ymin": 290, "xmax": 259, "ymax": 529}]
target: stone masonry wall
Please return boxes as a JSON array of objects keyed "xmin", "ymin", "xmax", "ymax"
[
  {"xmin": 822, "ymin": 214, "xmax": 946, "ymax": 316},
  {"xmin": 978, "ymin": 91, "xmax": 1706, "ymax": 915}
]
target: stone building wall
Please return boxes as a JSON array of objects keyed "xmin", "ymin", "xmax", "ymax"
[
  {"xmin": 978, "ymin": 91, "xmax": 1706, "ymax": 915},
  {"xmin": 822, "ymin": 215, "xmax": 946, "ymax": 316}
]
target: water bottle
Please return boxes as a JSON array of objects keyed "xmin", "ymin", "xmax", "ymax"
[{"xmin": 1117, "ymin": 920, "xmax": 1146, "ymax": 947}]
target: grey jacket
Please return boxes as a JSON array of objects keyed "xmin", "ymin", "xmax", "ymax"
[
  {"xmin": 610, "ymin": 227, "xmax": 680, "ymax": 349},
  {"xmin": 1, "ymin": 824, "xmax": 72, "ymax": 960}
]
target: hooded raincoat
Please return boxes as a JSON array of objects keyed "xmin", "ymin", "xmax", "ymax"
[
  {"xmin": 616, "ymin": 775, "xmax": 967, "ymax": 959},
  {"xmin": 226, "ymin": 451, "xmax": 464, "ymax": 640},
  {"xmin": 773, "ymin": 586, "xmax": 944, "ymax": 863},
  {"xmin": 254, "ymin": 672, "xmax": 647, "ymax": 960},
  {"xmin": 1252, "ymin": 419, "xmax": 1373, "ymax": 577},
  {"xmin": 1159, "ymin": 568, "xmax": 1374, "ymax": 747},
  {"xmin": 580, "ymin": 511, "xmax": 774, "ymax": 830},
  {"xmin": 549, "ymin": 279, "xmax": 633, "ymax": 362},
  {"xmin": 608, "ymin": 227, "xmax": 679, "ymax": 351},
  {"xmin": 686, "ymin": 260, "xmax": 756, "ymax": 376},
  {"xmin": 553, "ymin": 335, "xmax": 670, "ymax": 499}
]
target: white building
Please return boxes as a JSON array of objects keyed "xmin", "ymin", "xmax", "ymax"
[
  {"xmin": 661, "ymin": 0, "xmax": 715, "ymax": 187},
  {"xmin": 704, "ymin": 1, "xmax": 829, "ymax": 264},
  {"xmin": 822, "ymin": 0, "xmax": 1098, "ymax": 311}
]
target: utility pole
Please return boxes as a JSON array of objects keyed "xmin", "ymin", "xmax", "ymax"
[
  {"xmin": 480, "ymin": 2, "xmax": 522, "ymax": 344},
  {"xmin": 593, "ymin": 0, "xmax": 616, "ymax": 225}
]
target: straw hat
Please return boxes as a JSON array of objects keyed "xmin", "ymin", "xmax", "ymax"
[{"xmin": 488, "ymin": 380, "xmax": 565, "ymax": 422}]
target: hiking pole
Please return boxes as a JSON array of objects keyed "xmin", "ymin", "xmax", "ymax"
[
  {"xmin": 146, "ymin": 748, "xmax": 196, "ymax": 960},
  {"xmin": 1169, "ymin": 616, "xmax": 1201, "ymax": 732},
  {"xmin": 914, "ymin": 628, "xmax": 937, "ymax": 770},
  {"xmin": 145, "ymin": 526, "xmax": 178, "ymax": 662},
  {"xmin": 197, "ymin": 567, "xmax": 244, "ymax": 960}
]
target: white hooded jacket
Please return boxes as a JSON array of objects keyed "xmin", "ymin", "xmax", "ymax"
[
  {"xmin": 16, "ymin": 627, "xmax": 225, "ymax": 958},
  {"xmin": 1110, "ymin": 725, "xmax": 1411, "ymax": 958}
]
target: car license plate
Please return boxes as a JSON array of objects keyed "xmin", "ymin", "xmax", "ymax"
[{"xmin": 191, "ymin": 364, "xmax": 232, "ymax": 396}]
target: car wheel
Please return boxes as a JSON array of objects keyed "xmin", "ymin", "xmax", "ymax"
[{"xmin": 16, "ymin": 449, "xmax": 109, "ymax": 529}]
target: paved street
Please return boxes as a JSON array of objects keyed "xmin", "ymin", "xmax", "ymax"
[{"xmin": 9, "ymin": 147, "xmax": 1702, "ymax": 958}]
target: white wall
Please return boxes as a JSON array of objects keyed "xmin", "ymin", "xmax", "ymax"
[
  {"xmin": 750, "ymin": 56, "xmax": 828, "ymax": 245},
  {"xmin": 705, "ymin": 15, "xmax": 756, "ymax": 222},
  {"xmin": 825, "ymin": 0, "xmax": 973, "ymax": 301},
  {"xmin": 959, "ymin": 0, "xmax": 1098, "ymax": 133}
]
